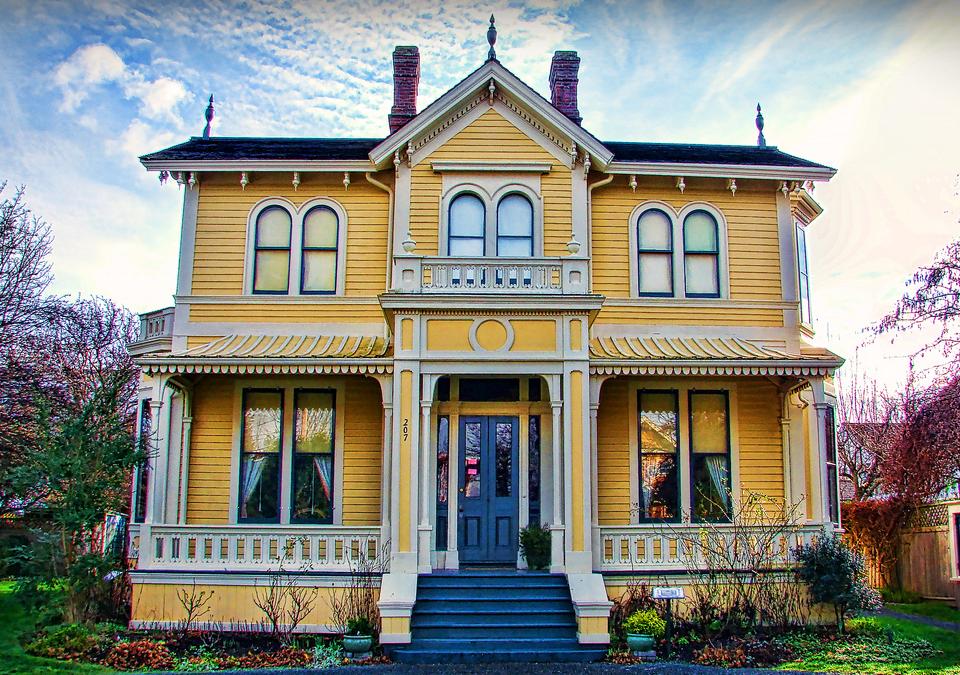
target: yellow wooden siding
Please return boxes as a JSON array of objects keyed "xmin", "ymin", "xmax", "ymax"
[
  {"xmin": 342, "ymin": 377, "xmax": 383, "ymax": 525},
  {"xmin": 591, "ymin": 175, "xmax": 783, "ymax": 326},
  {"xmin": 737, "ymin": 380, "xmax": 785, "ymax": 501},
  {"xmin": 192, "ymin": 172, "xmax": 389, "ymax": 296},
  {"xmin": 410, "ymin": 109, "xmax": 572, "ymax": 256},
  {"xmin": 596, "ymin": 305, "xmax": 783, "ymax": 326},
  {"xmin": 597, "ymin": 378, "xmax": 631, "ymax": 525},
  {"xmin": 186, "ymin": 378, "xmax": 233, "ymax": 524},
  {"xmin": 189, "ymin": 303, "xmax": 384, "ymax": 324}
]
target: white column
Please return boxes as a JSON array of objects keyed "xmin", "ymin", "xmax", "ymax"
[
  {"xmin": 179, "ymin": 414, "xmax": 193, "ymax": 524},
  {"xmin": 589, "ymin": 375, "xmax": 608, "ymax": 571},
  {"xmin": 805, "ymin": 377, "xmax": 828, "ymax": 524},
  {"xmin": 550, "ymin": 397, "xmax": 565, "ymax": 573},
  {"xmin": 446, "ymin": 412, "xmax": 460, "ymax": 569},
  {"xmin": 418, "ymin": 373, "xmax": 435, "ymax": 573}
]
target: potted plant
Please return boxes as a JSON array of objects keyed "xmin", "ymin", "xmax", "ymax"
[
  {"xmin": 342, "ymin": 616, "xmax": 374, "ymax": 655},
  {"xmin": 519, "ymin": 522, "xmax": 551, "ymax": 570},
  {"xmin": 622, "ymin": 608, "xmax": 665, "ymax": 653}
]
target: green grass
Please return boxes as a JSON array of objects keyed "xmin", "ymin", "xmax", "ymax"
[
  {"xmin": 779, "ymin": 615, "xmax": 960, "ymax": 674},
  {"xmin": 0, "ymin": 582, "xmax": 111, "ymax": 675},
  {"xmin": 889, "ymin": 601, "xmax": 960, "ymax": 625}
]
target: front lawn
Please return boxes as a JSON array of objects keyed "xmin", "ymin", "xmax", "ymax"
[
  {"xmin": 0, "ymin": 582, "xmax": 111, "ymax": 675},
  {"xmin": 889, "ymin": 601, "xmax": 960, "ymax": 625},
  {"xmin": 778, "ymin": 615, "xmax": 960, "ymax": 674}
]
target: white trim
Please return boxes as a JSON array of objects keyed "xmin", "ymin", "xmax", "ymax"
[
  {"xmin": 432, "ymin": 161, "xmax": 551, "ymax": 173},
  {"xmin": 242, "ymin": 196, "xmax": 349, "ymax": 297},
  {"xmin": 129, "ymin": 570, "xmax": 383, "ymax": 587},
  {"xmin": 139, "ymin": 359, "xmax": 393, "ymax": 376},
  {"xmin": 606, "ymin": 161, "xmax": 835, "ymax": 182},
  {"xmin": 141, "ymin": 159, "xmax": 374, "ymax": 172},
  {"xmin": 177, "ymin": 294, "xmax": 379, "ymax": 304},
  {"xmin": 591, "ymin": 360, "xmax": 839, "ymax": 377},
  {"xmin": 176, "ymin": 188, "xmax": 199, "ymax": 296},
  {"xmin": 439, "ymin": 180, "xmax": 543, "ymax": 257},
  {"xmin": 370, "ymin": 60, "xmax": 612, "ymax": 169}
]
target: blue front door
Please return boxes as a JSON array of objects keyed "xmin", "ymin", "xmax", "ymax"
[{"xmin": 458, "ymin": 416, "xmax": 519, "ymax": 565}]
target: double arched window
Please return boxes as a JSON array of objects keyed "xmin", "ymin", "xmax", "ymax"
[
  {"xmin": 633, "ymin": 203, "xmax": 725, "ymax": 298},
  {"xmin": 248, "ymin": 199, "xmax": 346, "ymax": 295},
  {"xmin": 446, "ymin": 191, "xmax": 535, "ymax": 257}
]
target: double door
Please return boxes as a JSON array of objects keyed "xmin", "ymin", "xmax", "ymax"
[{"xmin": 457, "ymin": 416, "xmax": 519, "ymax": 565}]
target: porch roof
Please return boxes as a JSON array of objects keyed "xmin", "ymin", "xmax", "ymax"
[
  {"xmin": 135, "ymin": 333, "xmax": 393, "ymax": 375},
  {"xmin": 589, "ymin": 336, "xmax": 843, "ymax": 377}
]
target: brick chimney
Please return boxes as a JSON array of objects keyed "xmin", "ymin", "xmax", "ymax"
[
  {"xmin": 388, "ymin": 46, "xmax": 420, "ymax": 134},
  {"xmin": 549, "ymin": 51, "xmax": 581, "ymax": 125}
]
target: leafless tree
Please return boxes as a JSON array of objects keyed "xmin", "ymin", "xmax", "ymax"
[{"xmin": 836, "ymin": 372, "xmax": 898, "ymax": 502}]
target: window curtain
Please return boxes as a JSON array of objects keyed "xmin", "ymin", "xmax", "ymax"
[
  {"xmin": 704, "ymin": 455, "xmax": 729, "ymax": 503},
  {"xmin": 313, "ymin": 455, "xmax": 332, "ymax": 501},
  {"xmin": 241, "ymin": 455, "xmax": 267, "ymax": 507}
]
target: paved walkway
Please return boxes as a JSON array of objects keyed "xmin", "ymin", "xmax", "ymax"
[
  {"xmin": 877, "ymin": 607, "xmax": 960, "ymax": 632},
  {"xmin": 182, "ymin": 664, "xmax": 831, "ymax": 674}
]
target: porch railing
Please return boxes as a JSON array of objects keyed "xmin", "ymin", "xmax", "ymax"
[
  {"xmin": 392, "ymin": 256, "xmax": 589, "ymax": 295},
  {"xmin": 598, "ymin": 524, "xmax": 824, "ymax": 572},
  {"xmin": 135, "ymin": 524, "xmax": 382, "ymax": 572}
]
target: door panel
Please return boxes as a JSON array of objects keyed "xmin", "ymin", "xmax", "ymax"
[{"xmin": 458, "ymin": 416, "xmax": 519, "ymax": 564}]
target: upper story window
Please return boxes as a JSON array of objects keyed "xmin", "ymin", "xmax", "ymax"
[
  {"xmin": 636, "ymin": 209, "xmax": 674, "ymax": 297},
  {"xmin": 796, "ymin": 222, "xmax": 812, "ymax": 323},
  {"xmin": 442, "ymin": 185, "xmax": 541, "ymax": 258},
  {"xmin": 630, "ymin": 202, "xmax": 727, "ymax": 299},
  {"xmin": 496, "ymin": 194, "xmax": 534, "ymax": 257},
  {"xmin": 253, "ymin": 207, "xmax": 292, "ymax": 294},
  {"xmin": 683, "ymin": 210, "xmax": 721, "ymax": 298},
  {"xmin": 245, "ymin": 198, "xmax": 347, "ymax": 296},
  {"xmin": 448, "ymin": 193, "xmax": 486, "ymax": 256}
]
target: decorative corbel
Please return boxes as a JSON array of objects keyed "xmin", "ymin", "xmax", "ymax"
[
  {"xmin": 174, "ymin": 172, "xmax": 185, "ymax": 189},
  {"xmin": 791, "ymin": 181, "xmax": 802, "ymax": 194},
  {"xmin": 804, "ymin": 179, "xmax": 815, "ymax": 192},
  {"xmin": 727, "ymin": 178, "xmax": 737, "ymax": 196},
  {"xmin": 780, "ymin": 181, "xmax": 790, "ymax": 197},
  {"xmin": 406, "ymin": 142, "xmax": 414, "ymax": 167},
  {"xmin": 188, "ymin": 172, "xmax": 197, "ymax": 190},
  {"xmin": 343, "ymin": 172, "xmax": 351, "ymax": 191},
  {"xmin": 240, "ymin": 172, "xmax": 249, "ymax": 191},
  {"xmin": 676, "ymin": 176, "xmax": 685, "ymax": 194},
  {"xmin": 393, "ymin": 150, "xmax": 401, "ymax": 172},
  {"xmin": 488, "ymin": 78, "xmax": 496, "ymax": 106},
  {"xmin": 628, "ymin": 175, "xmax": 638, "ymax": 192},
  {"xmin": 566, "ymin": 232, "xmax": 581, "ymax": 255},
  {"xmin": 582, "ymin": 152, "xmax": 591, "ymax": 177},
  {"xmin": 401, "ymin": 231, "xmax": 417, "ymax": 253},
  {"xmin": 568, "ymin": 141, "xmax": 578, "ymax": 164},
  {"xmin": 292, "ymin": 172, "xmax": 301, "ymax": 191},
  {"xmin": 158, "ymin": 170, "xmax": 169, "ymax": 186}
]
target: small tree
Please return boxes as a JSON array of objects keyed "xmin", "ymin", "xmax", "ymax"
[{"xmin": 794, "ymin": 534, "xmax": 874, "ymax": 632}]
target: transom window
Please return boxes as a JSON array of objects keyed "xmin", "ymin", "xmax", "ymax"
[
  {"xmin": 631, "ymin": 203, "xmax": 727, "ymax": 299},
  {"xmin": 444, "ymin": 188, "xmax": 539, "ymax": 257},
  {"xmin": 246, "ymin": 199, "xmax": 346, "ymax": 295}
]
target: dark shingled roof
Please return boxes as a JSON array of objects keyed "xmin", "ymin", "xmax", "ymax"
[
  {"xmin": 604, "ymin": 141, "xmax": 831, "ymax": 169},
  {"xmin": 141, "ymin": 137, "xmax": 831, "ymax": 170},
  {"xmin": 140, "ymin": 137, "xmax": 381, "ymax": 162}
]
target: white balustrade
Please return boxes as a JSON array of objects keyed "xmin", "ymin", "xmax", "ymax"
[
  {"xmin": 134, "ymin": 307, "xmax": 175, "ymax": 344},
  {"xmin": 140, "ymin": 524, "xmax": 382, "ymax": 572},
  {"xmin": 392, "ymin": 256, "xmax": 589, "ymax": 295},
  {"xmin": 598, "ymin": 524, "xmax": 822, "ymax": 572}
]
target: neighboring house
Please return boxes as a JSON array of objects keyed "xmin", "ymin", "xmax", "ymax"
[{"xmin": 126, "ymin": 24, "xmax": 843, "ymax": 661}]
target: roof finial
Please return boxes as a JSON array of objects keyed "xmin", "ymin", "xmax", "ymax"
[
  {"xmin": 755, "ymin": 102, "xmax": 766, "ymax": 147},
  {"xmin": 203, "ymin": 95, "xmax": 214, "ymax": 139},
  {"xmin": 486, "ymin": 14, "xmax": 497, "ymax": 61}
]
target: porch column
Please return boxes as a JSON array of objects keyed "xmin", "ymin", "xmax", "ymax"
[
  {"xmin": 146, "ymin": 375, "xmax": 171, "ymax": 526},
  {"xmin": 178, "ymin": 403, "xmax": 193, "ymax": 525},
  {"xmin": 550, "ymin": 391, "xmax": 565, "ymax": 573},
  {"xmin": 375, "ymin": 375, "xmax": 394, "ymax": 548},
  {"xmin": 563, "ymin": 365, "xmax": 593, "ymax": 573},
  {"xmin": 589, "ymin": 375, "xmax": 610, "ymax": 571},
  {"xmin": 418, "ymin": 374, "xmax": 435, "ymax": 573},
  {"xmin": 446, "ymin": 411, "xmax": 460, "ymax": 569},
  {"xmin": 805, "ymin": 377, "xmax": 829, "ymax": 524}
]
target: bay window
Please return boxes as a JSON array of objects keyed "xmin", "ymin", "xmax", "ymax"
[{"xmin": 797, "ymin": 223, "xmax": 812, "ymax": 323}]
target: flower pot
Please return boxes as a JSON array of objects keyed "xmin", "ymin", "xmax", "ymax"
[
  {"xmin": 626, "ymin": 633, "xmax": 655, "ymax": 652},
  {"xmin": 343, "ymin": 634, "xmax": 373, "ymax": 654}
]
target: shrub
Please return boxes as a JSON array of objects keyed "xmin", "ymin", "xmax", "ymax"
[
  {"xmin": 103, "ymin": 640, "xmax": 174, "ymax": 671},
  {"xmin": 622, "ymin": 609, "xmax": 666, "ymax": 639},
  {"xmin": 312, "ymin": 640, "xmax": 345, "ymax": 668},
  {"xmin": 346, "ymin": 616, "xmax": 374, "ymax": 636},
  {"xmin": 217, "ymin": 646, "xmax": 311, "ymax": 669},
  {"xmin": 694, "ymin": 644, "xmax": 747, "ymax": 668},
  {"xmin": 846, "ymin": 616, "xmax": 885, "ymax": 638},
  {"xmin": 25, "ymin": 622, "xmax": 124, "ymax": 662},
  {"xmin": 794, "ymin": 534, "xmax": 872, "ymax": 631},
  {"xmin": 519, "ymin": 522, "xmax": 551, "ymax": 570},
  {"xmin": 880, "ymin": 587, "xmax": 922, "ymax": 604}
]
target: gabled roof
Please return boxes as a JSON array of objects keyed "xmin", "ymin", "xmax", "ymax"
[{"xmin": 605, "ymin": 142, "xmax": 829, "ymax": 170}]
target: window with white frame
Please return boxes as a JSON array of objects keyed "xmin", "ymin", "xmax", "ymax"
[
  {"xmin": 246, "ymin": 199, "xmax": 347, "ymax": 295},
  {"xmin": 630, "ymin": 203, "xmax": 727, "ymax": 299},
  {"xmin": 238, "ymin": 387, "xmax": 338, "ymax": 524},
  {"xmin": 443, "ymin": 187, "xmax": 540, "ymax": 257},
  {"xmin": 824, "ymin": 405, "xmax": 840, "ymax": 525},
  {"xmin": 796, "ymin": 222, "xmax": 812, "ymax": 323},
  {"xmin": 635, "ymin": 385, "xmax": 735, "ymax": 524},
  {"xmin": 131, "ymin": 398, "xmax": 152, "ymax": 524}
]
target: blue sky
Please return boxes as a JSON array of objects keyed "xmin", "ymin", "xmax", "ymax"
[{"xmin": 1, "ymin": 0, "xmax": 958, "ymax": 387}]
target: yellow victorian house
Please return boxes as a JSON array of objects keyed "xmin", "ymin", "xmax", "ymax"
[{"xmin": 127, "ymin": 21, "xmax": 842, "ymax": 663}]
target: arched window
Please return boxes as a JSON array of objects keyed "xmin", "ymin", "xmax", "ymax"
[
  {"xmin": 496, "ymin": 194, "xmax": 534, "ymax": 257},
  {"xmin": 683, "ymin": 210, "xmax": 720, "ymax": 297},
  {"xmin": 300, "ymin": 205, "xmax": 339, "ymax": 294},
  {"xmin": 448, "ymin": 193, "xmax": 486, "ymax": 256},
  {"xmin": 636, "ymin": 209, "xmax": 674, "ymax": 296},
  {"xmin": 253, "ymin": 206, "xmax": 292, "ymax": 294}
]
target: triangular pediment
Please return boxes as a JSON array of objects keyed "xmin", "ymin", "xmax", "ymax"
[{"xmin": 369, "ymin": 60, "xmax": 613, "ymax": 169}]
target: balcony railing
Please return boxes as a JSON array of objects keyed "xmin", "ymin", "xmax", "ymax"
[
  {"xmin": 134, "ymin": 524, "xmax": 382, "ymax": 572},
  {"xmin": 598, "ymin": 524, "xmax": 823, "ymax": 572},
  {"xmin": 392, "ymin": 256, "xmax": 589, "ymax": 295}
]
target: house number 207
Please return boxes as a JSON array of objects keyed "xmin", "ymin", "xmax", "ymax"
[{"xmin": 402, "ymin": 418, "xmax": 409, "ymax": 442}]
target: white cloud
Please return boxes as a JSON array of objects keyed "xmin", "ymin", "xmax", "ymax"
[
  {"xmin": 53, "ymin": 43, "xmax": 126, "ymax": 112},
  {"xmin": 124, "ymin": 75, "xmax": 188, "ymax": 122}
]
